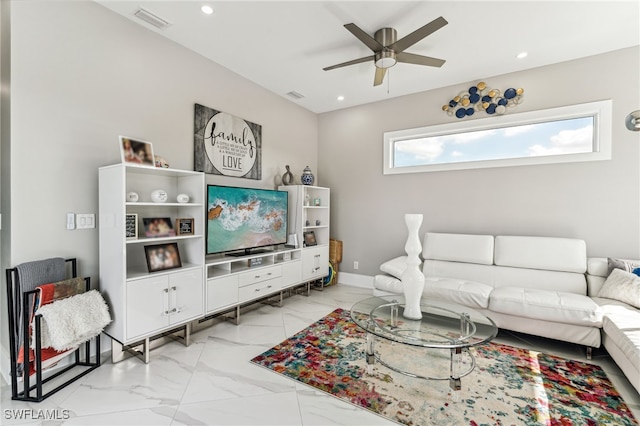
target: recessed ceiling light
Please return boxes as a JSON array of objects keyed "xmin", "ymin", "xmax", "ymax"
[
  {"xmin": 337, "ymin": 95, "xmax": 345, "ymax": 101},
  {"xmin": 201, "ymin": 5, "xmax": 214, "ymax": 15},
  {"xmin": 516, "ymin": 51, "xmax": 528, "ymax": 59}
]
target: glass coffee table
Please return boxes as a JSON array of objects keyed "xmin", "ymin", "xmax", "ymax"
[{"xmin": 350, "ymin": 295, "xmax": 498, "ymax": 391}]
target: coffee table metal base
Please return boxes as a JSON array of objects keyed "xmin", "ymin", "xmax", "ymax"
[{"xmin": 364, "ymin": 331, "xmax": 476, "ymax": 391}]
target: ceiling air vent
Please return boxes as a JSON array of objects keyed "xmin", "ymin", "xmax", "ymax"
[
  {"xmin": 286, "ymin": 91, "xmax": 305, "ymax": 100},
  {"xmin": 133, "ymin": 7, "xmax": 172, "ymax": 30}
]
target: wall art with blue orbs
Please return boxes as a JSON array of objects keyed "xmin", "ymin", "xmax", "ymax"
[{"xmin": 442, "ymin": 81, "xmax": 524, "ymax": 118}]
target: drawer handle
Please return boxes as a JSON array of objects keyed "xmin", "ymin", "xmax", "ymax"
[{"xmin": 254, "ymin": 285, "xmax": 273, "ymax": 293}]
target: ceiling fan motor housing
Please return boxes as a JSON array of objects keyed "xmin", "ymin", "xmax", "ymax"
[{"xmin": 374, "ymin": 28, "xmax": 398, "ymax": 68}]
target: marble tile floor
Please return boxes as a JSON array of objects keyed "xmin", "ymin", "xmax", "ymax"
[{"xmin": 1, "ymin": 284, "xmax": 639, "ymax": 425}]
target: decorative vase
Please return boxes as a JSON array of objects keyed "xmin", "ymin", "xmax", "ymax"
[
  {"xmin": 401, "ymin": 213, "xmax": 425, "ymax": 320},
  {"xmin": 282, "ymin": 165, "xmax": 294, "ymax": 185},
  {"xmin": 301, "ymin": 166, "xmax": 315, "ymax": 185}
]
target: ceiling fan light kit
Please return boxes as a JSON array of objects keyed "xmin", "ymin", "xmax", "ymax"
[
  {"xmin": 442, "ymin": 82, "xmax": 525, "ymax": 119},
  {"xmin": 323, "ymin": 17, "xmax": 448, "ymax": 86},
  {"xmin": 625, "ymin": 110, "xmax": 640, "ymax": 131}
]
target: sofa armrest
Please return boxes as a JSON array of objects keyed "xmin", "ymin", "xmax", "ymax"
[{"xmin": 380, "ymin": 255, "xmax": 410, "ymax": 279}]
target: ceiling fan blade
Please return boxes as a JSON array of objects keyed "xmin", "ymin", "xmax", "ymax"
[
  {"xmin": 389, "ymin": 16, "xmax": 448, "ymax": 52},
  {"xmin": 323, "ymin": 55, "xmax": 375, "ymax": 71},
  {"xmin": 344, "ymin": 23, "xmax": 384, "ymax": 52},
  {"xmin": 373, "ymin": 67, "xmax": 387, "ymax": 86},
  {"xmin": 396, "ymin": 52, "xmax": 446, "ymax": 68}
]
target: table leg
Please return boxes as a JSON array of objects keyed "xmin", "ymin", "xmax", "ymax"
[
  {"xmin": 390, "ymin": 304, "xmax": 398, "ymax": 327},
  {"xmin": 449, "ymin": 347, "xmax": 462, "ymax": 391},
  {"xmin": 366, "ymin": 332, "xmax": 375, "ymax": 375}
]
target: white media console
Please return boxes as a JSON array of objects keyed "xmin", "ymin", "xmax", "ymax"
[{"xmin": 98, "ymin": 164, "xmax": 330, "ymax": 362}]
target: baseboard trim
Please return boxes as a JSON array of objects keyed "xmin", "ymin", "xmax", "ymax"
[{"xmin": 337, "ymin": 272, "xmax": 373, "ymax": 289}]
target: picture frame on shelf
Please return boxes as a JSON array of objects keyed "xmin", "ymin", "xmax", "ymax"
[
  {"xmin": 303, "ymin": 230, "xmax": 317, "ymax": 247},
  {"xmin": 142, "ymin": 217, "xmax": 176, "ymax": 238},
  {"xmin": 119, "ymin": 136, "xmax": 155, "ymax": 168},
  {"xmin": 176, "ymin": 218, "xmax": 195, "ymax": 235},
  {"xmin": 125, "ymin": 214, "xmax": 138, "ymax": 240},
  {"xmin": 144, "ymin": 242, "xmax": 182, "ymax": 273}
]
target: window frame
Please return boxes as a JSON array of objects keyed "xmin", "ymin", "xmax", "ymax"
[{"xmin": 383, "ymin": 100, "xmax": 612, "ymax": 174}]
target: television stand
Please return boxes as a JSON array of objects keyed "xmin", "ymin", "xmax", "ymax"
[{"xmin": 226, "ymin": 248, "xmax": 271, "ymax": 257}]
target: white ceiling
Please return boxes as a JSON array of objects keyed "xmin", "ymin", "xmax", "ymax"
[{"xmin": 96, "ymin": 1, "xmax": 640, "ymax": 114}]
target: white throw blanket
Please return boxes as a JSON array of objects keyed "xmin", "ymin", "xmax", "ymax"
[{"xmin": 32, "ymin": 290, "xmax": 112, "ymax": 352}]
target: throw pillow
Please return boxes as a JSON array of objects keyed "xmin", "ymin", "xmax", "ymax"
[
  {"xmin": 607, "ymin": 257, "xmax": 640, "ymax": 275},
  {"xmin": 633, "ymin": 267, "xmax": 640, "ymax": 277},
  {"xmin": 380, "ymin": 256, "xmax": 408, "ymax": 279},
  {"xmin": 597, "ymin": 268, "xmax": 640, "ymax": 309}
]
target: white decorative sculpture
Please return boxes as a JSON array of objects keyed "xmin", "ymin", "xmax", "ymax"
[{"xmin": 401, "ymin": 214, "xmax": 425, "ymax": 320}]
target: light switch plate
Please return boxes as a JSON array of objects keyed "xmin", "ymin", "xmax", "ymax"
[
  {"xmin": 67, "ymin": 212, "xmax": 75, "ymax": 230},
  {"xmin": 76, "ymin": 213, "xmax": 95, "ymax": 229}
]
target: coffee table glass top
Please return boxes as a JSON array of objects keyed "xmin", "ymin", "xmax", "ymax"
[{"xmin": 350, "ymin": 295, "xmax": 497, "ymax": 349}]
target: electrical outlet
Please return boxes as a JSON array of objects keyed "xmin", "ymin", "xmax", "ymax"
[{"xmin": 353, "ymin": 261, "xmax": 359, "ymax": 270}]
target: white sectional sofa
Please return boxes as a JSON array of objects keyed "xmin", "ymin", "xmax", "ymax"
[{"xmin": 373, "ymin": 232, "xmax": 640, "ymax": 394}]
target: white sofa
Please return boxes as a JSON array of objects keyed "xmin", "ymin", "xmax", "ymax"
[{"xmin": 373, "ymin": 232, "xmax": 640, "ymax": 394}]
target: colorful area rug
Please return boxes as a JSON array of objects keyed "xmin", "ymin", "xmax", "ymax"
[{"xmin": 250, "ymin": 308, "xmax": 638, "ymax": 425}]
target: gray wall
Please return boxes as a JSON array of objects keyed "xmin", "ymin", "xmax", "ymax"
[
  {"xmin": 8, "ymin": 0, "xmax": 317, "ymax": 269},
  {"xmin": 319, "ymin": 47, "xmax": 640, "ymax": 276},
  {"xmin": 1, "ymin": 1, "xmax": 317, "ymax": 363}
]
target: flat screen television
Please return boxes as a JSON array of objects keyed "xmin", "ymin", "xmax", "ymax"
[{"xmin": 206, "ymin": 185, "xmax": 288, "ymax": 255}]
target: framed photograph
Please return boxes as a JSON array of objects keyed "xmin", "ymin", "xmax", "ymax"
[
  {"xmin": 176, "ymin": 218, "xmax": 194, "ymax": 235},
  {"xmin": 125, "ymin": 214, "xmax": 138, "ymax": 240},
  {"xmin": 144, "ymin": 243, "xmax": 182, "ymax": 273},
  {"xmin": 303, "ymin": 230, "xmax": 317, "ymax": 247},
  {"xmin": 119, "ymin": 136, "xmax": 155, "ymax": 168},
  {"xmin": 143, "ymin": 217, "xmax": 176, "ymax": 238}
]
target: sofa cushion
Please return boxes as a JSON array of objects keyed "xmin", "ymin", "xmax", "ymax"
[
  {"xmin": 494, "ymin": 236, "xmax": 587, "ymax": 273},
  {"xmin": 597, "ymin": 269, "xmax": 640, "ymax": 309},
  {"xmin": 423, "ymin": 233, "xmax": 494, "ymax": 265},
  {"xmin": 587, "ymin": 257, "xmax": 609, "ymax": 277},
  {"xmin": 489, "ymin": 287, "xmax": 603, "ymax": 327},
  {"xmin": 424, "ymin": 277, "xmax": 493, "ymax": 309},
  {"xmin": 379, "ymin": 256, "xmax": 407, "ymax": 279},
  {"xmin": 423, "ymin": 259, "xmax": 495, "ymax": 287},
  {"xmin": 493, "ymin": 266, "xmax": 587, "ymax": 295},
  {"xmin": 594, "ymin": 297, "xmax": 640, "ymax": 372}
]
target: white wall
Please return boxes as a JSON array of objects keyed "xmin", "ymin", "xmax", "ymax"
[
  {"xmin": 2, "ymin": 1, "xmax": 317, "ymax": 361},
  {"xmin": 319, "ymin": 47, "xmax": 640, "ymax": 276},
  {"xmin": 8, "ymin": 0, "xmax": 317, "ymax": 267}
]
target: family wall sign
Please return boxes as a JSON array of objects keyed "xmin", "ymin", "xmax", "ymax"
[{"xmin": 194, "ymin": 103, "xmax": 262, "ymax": 180}]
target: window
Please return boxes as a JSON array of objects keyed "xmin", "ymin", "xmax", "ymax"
[{"xmin": 383, "ymin": 100, "xmax": 612, "ymax": 174}]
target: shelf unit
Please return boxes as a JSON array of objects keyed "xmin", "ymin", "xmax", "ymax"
[
  {"xmin": 279, "ymin": 185, "xmax": 330, "ymax": 282},
  {"xmin": 98, "ymin": 164, "xmax": 205, "ymax": 362}
]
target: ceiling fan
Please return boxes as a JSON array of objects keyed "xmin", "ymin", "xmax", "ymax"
[{"xmin": 323, "ymin": 16, "xmax": 448, "ymax": 86}]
